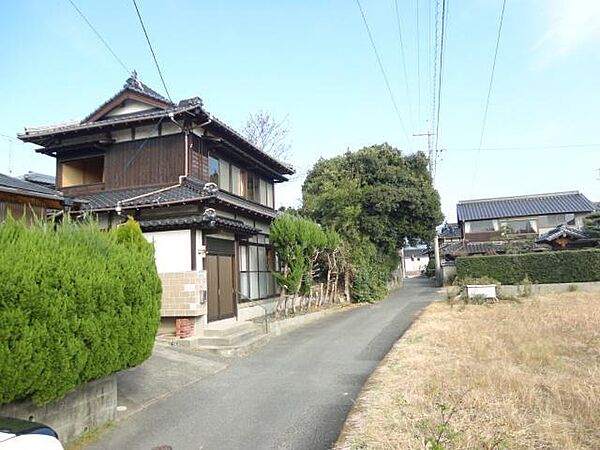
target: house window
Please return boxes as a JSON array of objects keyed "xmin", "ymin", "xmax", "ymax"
[
  {"xmin": 501, "ymin": 219, "xmax": 536, "ymax": 234},
  {"xmin": 538, "ymin": 214, "xmax": 574, "ymax": 228},
  {"xmin": 61, "ymin": 157, "xmax": 104, "ymax": 187},
  {"xmin": 468, "ymin": 220, "xmax": 496, "ymax": 233},
  {"xmin": 266, "ymin": 182, "xmax": 274, "ymax": 208},
  {"xmin": 239, "ymin": 237, "xmax": 276, "ymax": 301},
  {"xmin": 220, "ymin": 160, "xmax": 230, "ymax": 191},
  {"xmin": 209, "ymin": 156, "xmax": 219, "ymax": 185},
  {"xmin": 231, "ymin": 165, "xmax": 241, "ymax": 195}
]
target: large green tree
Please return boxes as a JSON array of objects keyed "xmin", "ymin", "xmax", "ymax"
[{"xmin": 302, "ymin": 143, "xmax": 443, "ymax": 254}]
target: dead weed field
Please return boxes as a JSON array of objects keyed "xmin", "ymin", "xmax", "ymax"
[{"xmin": 337, "ymin": 291, "xmax": 600, "ymax": 450}]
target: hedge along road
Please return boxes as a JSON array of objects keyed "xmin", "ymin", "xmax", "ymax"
[{"xmin": 87, "ymin": 277, "xmax": 439, "ymax": 450}]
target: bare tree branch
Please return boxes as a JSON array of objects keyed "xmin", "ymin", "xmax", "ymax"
[{"xmin": 242, "ymin": 111, "xmax": 291, "ymax": 161}]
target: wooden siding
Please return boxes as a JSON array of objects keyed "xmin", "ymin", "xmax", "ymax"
[
  {"xmin": 105, "ymin": 133, "xmax": 185, "ymax": 189},
  {"xmin": 0, "ymin": 200, "xmax": 46, "ymax": 224},
  {"xmin": 190, "ymin": 134, "xmax": 209, "ymax": 182},
  {"xmin": 464, "ymin": 231, "xmax": 502, "ymax": 242}
]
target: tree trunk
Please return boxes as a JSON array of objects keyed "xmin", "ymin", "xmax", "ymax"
[{"xmin": 344, "ymin": 270, "xmax": 351, "ymax": 303}]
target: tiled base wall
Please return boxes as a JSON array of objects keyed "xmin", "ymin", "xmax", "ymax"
[{"xmin": 159, "ymin": 271, "xmax": 207, "ymax": 318}]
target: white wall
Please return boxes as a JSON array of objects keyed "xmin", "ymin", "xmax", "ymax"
[
  {"xmin": 405, "ymin": 255, "xmax": 429, "ymax": 274},
  {"xmin": 144, "ymin": 230, "xmax": 191, "ymax": 273}
]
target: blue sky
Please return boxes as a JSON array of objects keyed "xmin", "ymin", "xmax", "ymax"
[{"xmin": 1, "ymin": 0, "xmax": 599, "ymax": 221}]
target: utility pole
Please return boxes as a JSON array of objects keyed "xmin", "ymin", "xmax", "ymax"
[{"xmin": 413, "ymin": 128, "xmax": 437, "ymax": 179}]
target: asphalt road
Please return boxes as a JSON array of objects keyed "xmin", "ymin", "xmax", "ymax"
[{"xmin": 87, "ymin": 277, "xmax": 439, "ymax": 450}]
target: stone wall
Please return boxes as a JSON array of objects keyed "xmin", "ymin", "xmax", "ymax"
[{"xmin": 0, "ymin": 375, "xmax": 116, "ymax": 444}]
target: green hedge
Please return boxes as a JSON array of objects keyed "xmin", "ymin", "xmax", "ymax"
[
  {"xmin": 456, "ymin": 249, "xmax": 600, "ymax": 285},
  {"xmin": 0, "ymin": 217, "xmax": 161, "ymax": 406}
]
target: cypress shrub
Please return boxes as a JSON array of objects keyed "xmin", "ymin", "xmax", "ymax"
[
  {"xmin": 456, "ymin": 249, "xmax": 600, "ymax": 285},
  {"xmin": 0, "ymin": 217, "xmax": 161, "ymax": 406}
]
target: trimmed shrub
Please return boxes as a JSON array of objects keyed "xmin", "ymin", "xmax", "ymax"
[
  {"xmin": 349, "ymin": 238, "xmax": 389, "ymax": 303},
  {"xmin": 456, "ymin": 249, "xmax": 600, "ymax": 285},
  {"xmin": 0, "ymin": 217, "xmax": 161, "ymax": 406}
]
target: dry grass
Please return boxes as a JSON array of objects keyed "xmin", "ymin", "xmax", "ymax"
[{"xmin": 337, "ymin": 292, "xmax": 600, "ymax": 450}]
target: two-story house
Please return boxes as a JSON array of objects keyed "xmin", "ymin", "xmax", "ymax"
[
  {"xmin": 456, "ymin": 191, "xmax": 595, "ymax": 243},
  {"xmin": 18, "ymin": 74, "xmax": 294, "ymax": 338}
]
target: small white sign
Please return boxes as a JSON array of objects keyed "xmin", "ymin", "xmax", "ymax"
[{"xmin": 466, "ymin": 284, "xmax": 497, "ymax": 299}]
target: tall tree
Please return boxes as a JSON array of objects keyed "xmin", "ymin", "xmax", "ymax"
[
  {"xmin": 302, "ymin": 143, "xmax": 443, "ymax": 255},
  {"xmin": 242, "ymin": 111, "xmax": 291, "ymax": 161}
]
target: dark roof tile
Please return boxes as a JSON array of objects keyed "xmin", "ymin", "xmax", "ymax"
[
  {"xmin": 457, "ymin": 191, "xmax": 594, "ymax": 222},
  {"xmin": 0, "ymin": 172, "xmax": 63, "ymax": 198}
]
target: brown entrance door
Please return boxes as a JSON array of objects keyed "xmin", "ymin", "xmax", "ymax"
[{"xmin": 206, "ymin": 238, "xmax": 236, "ymax": 322}]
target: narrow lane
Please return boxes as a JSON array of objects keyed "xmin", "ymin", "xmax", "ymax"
[{"xmin": 88, "ymin": 277, "xmax": 439, "ymax": 450}]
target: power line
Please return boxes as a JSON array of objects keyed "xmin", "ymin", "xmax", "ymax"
[
  {"xmin": 432, "ymin": 0, "xmax": 448, "ymax": 178},
  {"xmin": 470, "ymin": 0, "xmax": 508, "ymax": 192},
  {"xmin": 434, "ymin": 0, "xmax": 448, "ymax": 155},
  {"xmin": 0, "ymin": 132, "xmax": 19, "ymax": 143},
  {"xmin": 393, "ymin": 0, "xmax": 414, "ymax": 133},
  {"xmin": 416, "ymin": 0, "xmax": 421, "ymax": 123},
  {"xmin": 356, "ymin": 0, "xmax": 411, "ymax": 149},
  {"xmin": 447, "ymin": 143, "xmax": 600, "ymax": 152},
  {"xmin": 66, "ymin": 0, "xmax": 130, "ymax": 74},
  {"xmin": 430, "ymin": 0, "xmax": 440, "ymax": 161},
  {"xmin": 132, "ymin": 0, "xmax": 173, "ymax": 103}
]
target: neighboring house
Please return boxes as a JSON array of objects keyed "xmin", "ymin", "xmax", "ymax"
[
  {"xmin": 20, "ymin": 171, "xmax": 56, "ymax": 189},
  {"xmin": 0, "ymin": 172, "xmax": 80, "ymax": 223},
  {"xmin": 535, "ymin": 224, "xmax": 597, "ymax": 250},
  {"xmin": 438, "ymin": 222, "xmax": 461, "ymax": 244},
  {"xmin": 18, "ymin": 74, "xmax": 294, "ymax": 338},
  {"xmin": 403, "ymin": 247, "xmax": 429, "ymax": 276},
  {"xmin": 456, "ymin": 191, "xmax": 595, "ymax": 243}
]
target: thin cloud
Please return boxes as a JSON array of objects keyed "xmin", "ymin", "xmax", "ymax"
[{"xmin": 533, "ymin": 0, "xmax": 600, "ymax": 66}]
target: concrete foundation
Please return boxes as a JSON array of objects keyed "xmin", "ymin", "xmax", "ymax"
[{"xmin": 0, "ymin": 375, "xmax": 117, "ymax": 444}]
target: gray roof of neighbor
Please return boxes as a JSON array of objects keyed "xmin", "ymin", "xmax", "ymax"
[
  {"xmin": 439, "ymin": 222, "xmax": 461, "ymax": 239},
  {"xmin": 0, "ymin": 172, "xmax": 63, "ymax": 198},
  {"xmin": 535, "ymin": 224, "xmax": 590, "ymax": 244},
  {"xmin": 79, "ymin": 177, "xmax": 278, "ymax": 219},
  {"xmin": 20, "ymin": 171, "xmax": 56, "ymax": 188},
  {"xmin": 457, "ymin": 191, "xmax": 595, "ymax": 222}
]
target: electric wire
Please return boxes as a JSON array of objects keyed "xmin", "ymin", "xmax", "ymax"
[
  {"xmin": 356, "ymin": 0, "xmax": 411, "ymax": 149},
  {"xmin": 0, "ymin": 133, "xmax": 20, "ymax": 142},
  {"xmin": 111, "ymin": 116, "xmax": 166, "ymax": 185},
  {"xmin": 432, "ymin": 0, "xmax": 448, "ymax": 179},
  {"xmin": 393, "ymin": 0, "xmax": 414, "ymax": 134},
  {"xmin": 416, "ymin": 0, "xmax": 421, "ymax": 123},
  {"xmin": 66, "ymin": 0, "xmax": 130, "ymax": 75},
  {"xmin": 470, "ymin": 0, "xmax": 508, "ymax": 192},
  {"xmin": 448, "ymin": 143, "xmax": 600, "ymax": 152},
  {"xmin": 132, "ymin": 0, "xmax": 173, "ymax": 103}
]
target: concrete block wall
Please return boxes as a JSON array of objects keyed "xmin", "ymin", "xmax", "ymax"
[
  {"xmin": 159, "ymin": 271, "xmax": 207, "ymax": 318},
  {"xmin": 0, "ymin": 375, "xmax": 116, "ymax": 445}
]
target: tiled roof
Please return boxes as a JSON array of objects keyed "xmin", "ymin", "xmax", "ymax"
[
  {"xmin": 440, "ymin": 241, "xmax": 503, "ymax": 257},
  {"xmin": 138, "ymin": 215, "xmax": 258, "ymax": 234},
  {"xmin": 403, "ymin": 247, "xmax": 428, "ymax": 258},
  {"xmin": 20, "ymin": 171, "xmax": 56, "ymax": 188},
  {"xmin": 457, "ymin": 191, "xmax": 595, "ymax": 222},
  {"xmin": 0, "ymin": 172, "xmax": 63, "ymax": 199},
  {"xmin": 81, "ymin": 180, "xmax": 205, "ymax": 210},
  {"xmin": 18, "ymin": 76, "xmax": 294, "ymax": 177},
  {"xmin": 22, "ymin": 104, "xmax": 197, "ymax": 139},
  {"xmin": 79, "ymin": 177, "xmax": 277, "ymax": 219},
  {"xmin": 535, "ymin": 224, "xmax": 590, "ymax": 244},
  {"xmin": 82, "ymin": 72, "xmax": 174, "ymax": 123},
  {"xmin": 439, "ymin": 222, "xmax": 461, "ymax": 239}
]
